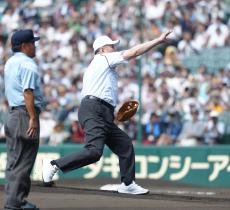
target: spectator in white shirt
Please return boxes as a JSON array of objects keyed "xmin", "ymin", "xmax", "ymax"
[
  {"xmin": 203, "ymin": 111, "xmax": 225, "ymax": 144},
  {"xmin": 206, "ymin": 17, "xmax": 229, "ymax": 48}
]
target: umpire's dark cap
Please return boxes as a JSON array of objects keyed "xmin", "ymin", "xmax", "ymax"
[{"xmin": 11, "ymin": 29, "xmax": 40, "ymax": 46}]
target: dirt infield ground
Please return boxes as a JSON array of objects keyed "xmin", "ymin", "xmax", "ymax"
[{"xmin": 1, "ymin": 178, "xmax": 230, "ymax": 210}]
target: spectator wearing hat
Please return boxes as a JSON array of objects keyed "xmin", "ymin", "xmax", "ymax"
[
  {"xmin": 206, "ymin": 16, "xmax": 229, "ymax": 48},
  {"xmin": 151, "ymin": 51, "xmax": 165, "ymax": 76},
  {"xmin": 177, "ymin": 31, "xmax": 197, "ymax": 58},
  {"xmin": 203, "ymin": 111, "xmax": 225, "ymax": 144},
  {"xmin": 164, "ymin": 45, "xmax": 181, "ymax": 69},
  {"xmin": 143, "ymin": 112, "xmax": 164, "ymax": 144},
  {"xmin": 4, "ymin": 29, "xmax": 42, "ymax": 210},
  {"xmin": 142, "ymin": 51, "xmax": 165, "ymax": 78},
  {"xmin": 176, "ymin": 109, "xmax": 205, "ymax": 146},
  {"xmin": 48, "ymin": 122, "xmax": 70, "ymax": 146},
  {"xmin": 157, "ymin": 109, "xmax": 182, "ymax": 145},
  {"xmin": 68, "ymin": 120, "xmax": 84, "ymax": 144}
]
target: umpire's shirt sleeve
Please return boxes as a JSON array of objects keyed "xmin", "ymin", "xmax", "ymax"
[{"xmin": 20, "ymin": 61, "xmax": 38, "ymax": 91}]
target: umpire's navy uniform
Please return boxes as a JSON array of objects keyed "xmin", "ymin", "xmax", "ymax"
[
  {"xmin": 53, "ymin": 51, "xmax": 136, "ymax": 185},
  {"xmin": 4, "ymin": 30, "xmax": 43, "ymax": 210}
]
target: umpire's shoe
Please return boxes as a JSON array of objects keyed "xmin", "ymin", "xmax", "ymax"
[
  {"xmin": 118, "ymin": 181, "xmax": 149, "ymax": 195},
  {"xmin": 42, "ymin": 159, "xmax": 59, "ymax": 187},
  {"xmin": 21, "ymin": 201, "xmax": 39, "ymax": 210},
  {"xmin": 5, "ymin": 201, "xmax": 39, "ymax": 210}
]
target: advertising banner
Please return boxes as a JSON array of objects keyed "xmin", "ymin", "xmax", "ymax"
[{"xmin": 0, "ymin": 144, "xmax": 230, "ymax": 187}]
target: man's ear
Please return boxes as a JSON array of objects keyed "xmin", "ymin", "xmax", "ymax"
[
  {"xmin": 21, "ymin": 43, "xmax": 25, "ymax": 49},
  {"xmin": 21, "ymin": 43, "xmax": 27, "ymax": 51}
]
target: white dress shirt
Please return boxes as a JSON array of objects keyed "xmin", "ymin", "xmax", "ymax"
[{"xmin": 81, "ymin": 51, "xmax": 127, "ymax": 107}]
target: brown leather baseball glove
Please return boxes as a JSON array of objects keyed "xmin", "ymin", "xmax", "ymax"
[{"xmin": 117, "ymin": 100, "xmax": 139, "ymax": 122}]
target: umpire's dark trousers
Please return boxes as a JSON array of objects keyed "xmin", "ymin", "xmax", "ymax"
[
  {"xmin": 54, "ymin": 97, "xmax": 135, "ymax": 185},
  {"xmin": 4, "ymin": 107, "xmax": 39, "ymax": 209}
]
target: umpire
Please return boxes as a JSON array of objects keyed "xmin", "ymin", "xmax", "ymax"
[{"xmin": 4, "ymin": 29, "xmax": 43, "ymax": 210}]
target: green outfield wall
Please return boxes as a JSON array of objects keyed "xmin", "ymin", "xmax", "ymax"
[{"xmin": 0, "ymin": 144, "xmax": 230, "ymax": 187}]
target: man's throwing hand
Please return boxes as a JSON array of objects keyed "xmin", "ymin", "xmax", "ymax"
[{"xmin": 159, "ymin": 30, "xmax": 173, "ymax": 42}]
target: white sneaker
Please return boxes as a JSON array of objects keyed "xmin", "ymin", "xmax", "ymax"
[
  {"xmin": 117, "ymin": 181, "xmax": 149, "ymax": 195},
  {"xmin": 100, "ymin": 184, "xmax": 120, "ymax": 192},
  {"xmin": 42, "ymin": 159, "xmax": 59, "ymax": 186}
]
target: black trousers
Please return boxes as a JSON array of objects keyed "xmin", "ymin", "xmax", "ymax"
[
  {"xmin": 55, "ymin": 97, "xmax": 135, "ymax": 185},
  {"xmin": 4, "ymin": 107, "xmax": 39, "ymax": 209}
]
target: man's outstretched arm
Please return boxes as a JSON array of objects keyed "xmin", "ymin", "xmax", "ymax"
[{"xmin": 122, "ymin": 30, "xmax": 172, "ymax": 60}]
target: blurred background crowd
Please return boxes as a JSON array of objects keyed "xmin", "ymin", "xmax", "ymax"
[{"xmin": 0, "ymin": 0, "xmax": 230, "ymax": 146}]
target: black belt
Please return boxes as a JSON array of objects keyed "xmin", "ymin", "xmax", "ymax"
[
  {"xmin": 84, "ymin": 95, "xmax": 115, "ymax": 110},
  {"xmin": 10, "ymin": 105, "xmax": 41, "ymax": 113}
]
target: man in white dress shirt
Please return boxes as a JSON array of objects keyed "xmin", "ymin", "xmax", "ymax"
[{"xmin": 42, "ymin": 30, "xmax": 172, "ymax": 195}]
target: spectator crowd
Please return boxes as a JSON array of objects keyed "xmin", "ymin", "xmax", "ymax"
[{"xmin": 0, "ymin": 0, "xmax": 230, "ymax": 146}]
